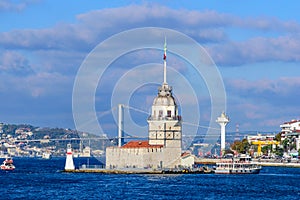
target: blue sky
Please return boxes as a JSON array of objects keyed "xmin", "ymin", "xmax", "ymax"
[{"xmin": 1, "ymin": 0, "xmax": 300, "ymax": 139}]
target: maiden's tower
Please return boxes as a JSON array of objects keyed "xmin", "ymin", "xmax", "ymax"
[{"xmin": 105, "ymin": 41, "xmax": 183, "ymax": 169}]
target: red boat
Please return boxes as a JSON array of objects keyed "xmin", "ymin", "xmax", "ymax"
[{"xmin": 1, "ymin": 157, "xmax": 15, "ymax": 171}]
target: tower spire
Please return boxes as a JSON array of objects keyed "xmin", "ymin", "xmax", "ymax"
[{"xmin": 163, "ymin": 37, "xmax": 167, "ymax": 84}]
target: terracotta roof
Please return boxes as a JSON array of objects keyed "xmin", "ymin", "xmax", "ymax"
[
  {"xmin": 181, "ymin": 152, "xmax": 191, "ymax": 158},
  {"xmin": 284, "ymin": 120, "xmax": 300, "ymax": 124},
  {"xmin": 121, "ymin": 141, "xmax": 163, "ymax": 149}
]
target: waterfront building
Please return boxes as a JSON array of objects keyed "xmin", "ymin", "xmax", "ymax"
[
  {"xmin": 180, "ymin": 152, "xmax": 195, "ymax": 168},
  {"xmin": 105, "ymin": 41, "xmax": 185, "ymax": 169},
  {"xmin": 280, "ymin": 119, "xmax": 300, "ymax": 138},
  {"xmin": 280, "ymin": 119, "xmax": 300, "ymax": 151},
  {"xmin": 246, "ymin": 134, "xmax": 276, "ymax": 143}
]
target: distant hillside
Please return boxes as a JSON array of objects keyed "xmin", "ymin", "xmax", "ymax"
[{"xmin": 0, "ymin": 123, "xmax": 113, "ymax": 157}]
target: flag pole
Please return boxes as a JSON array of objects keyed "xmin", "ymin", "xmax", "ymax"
[{"xmin": 163, "ymin": 37, "xmax": 167, "ymax": 84}]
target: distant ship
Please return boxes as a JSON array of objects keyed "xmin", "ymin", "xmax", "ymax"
[
  {"xmin": 1, "ymin": 157, "xmax": 15, "ymax": 171},
  {"xmin": 214, "ymin": 154, "xmax": 261, "ymax": 174},
  {"xmin": 73, "ymin": 146, "xmax": 91, "ymax": 158},
  {"xmin": 42, "ymin": 152, "xmax": 52, "ymax": 159}
]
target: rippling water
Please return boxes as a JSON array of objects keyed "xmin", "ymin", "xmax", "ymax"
[{"xmin": 1, "ymin": 157, "xmax": 300, "ymax": 199}]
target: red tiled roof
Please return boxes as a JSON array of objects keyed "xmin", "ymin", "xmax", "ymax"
[
  {"xmin": 121, "ymin": 141, "xmax": 163, "ymax": 149},
  {"xmin": 284, "ymin": 120, "xmax": 300, "ymax": 124},
  {"xmin": 181, "ymin": 152, "xmax": 191, "ymax": 158}
]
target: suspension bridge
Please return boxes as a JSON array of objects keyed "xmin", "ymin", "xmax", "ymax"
[{"xmin": 12, "ymin": 105, "xmax": 278, "ymax": 144}]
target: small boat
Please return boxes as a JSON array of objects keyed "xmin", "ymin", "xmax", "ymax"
[
  {"xmin": 214, "ymin": 154, "xmax": 261, "ymax": 174},
  {"xmin": 1, "ymin": 157, "xmax": 15, "ymax": 171}
]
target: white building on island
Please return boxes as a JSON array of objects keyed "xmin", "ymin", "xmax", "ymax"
[{"xmin": 105, "ymin": 41, "xmax": 190, "ymax": 169}]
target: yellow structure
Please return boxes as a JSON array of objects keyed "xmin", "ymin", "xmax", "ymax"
[{"xmin": 251, "ymin": 140, "xmax": 280, "ymax": 156}]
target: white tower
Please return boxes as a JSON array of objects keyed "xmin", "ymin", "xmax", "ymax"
[
  {"xmin": 216, "ymin": 112, "xmax": 229, "ymax": 156},
  {"xmin": 64, "ymin": 143, "xmax": 75, "ymax": 170},
  {"xmin": 147, "ymin": 39, "xmax": 182, "ymax": 148}
]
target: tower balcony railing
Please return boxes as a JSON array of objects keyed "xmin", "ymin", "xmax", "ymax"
[{"xmin": 148, "ymin": 115, "xmax": 182, "ymax": 121}]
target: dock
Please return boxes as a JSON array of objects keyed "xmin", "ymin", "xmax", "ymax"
[
  {"xmin": 257, "ymin": 162, "xmax": 300, "ymax": 168},
  {"xmin": 64, "ymin": 168, "xmax": 162, "ymax": 174},
  {"xmin": 63, "ymin": 165, "xmax": 214, "ymax": 174}
]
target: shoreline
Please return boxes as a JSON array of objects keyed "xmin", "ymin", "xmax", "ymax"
[
  {"xmin": 63, "ymin": 166, "xmax": 215, "ymax": 174},
  {"xmin": 64, "ymin": 169, "xmax": 162, "ymax": 174},
  {"xmin": 63, "ymin": 160, "xmax": 300, "ymax": 174},
  {"xmin": 257, "ymin": 162, "xmax": 300, "ymax": 168}
]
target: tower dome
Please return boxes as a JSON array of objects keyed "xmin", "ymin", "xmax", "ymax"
[
  {"xmin": 153, "ymin": 84, "xmax": 176, "ymax": 106},
  {"xmin": 153, "ymin": 95, "xmax": 176, "ymax": 106}
]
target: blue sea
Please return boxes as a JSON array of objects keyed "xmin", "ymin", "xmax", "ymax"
[{"xmin": 1, "ymin": 157, "xmax": 300, "ymax": 200}]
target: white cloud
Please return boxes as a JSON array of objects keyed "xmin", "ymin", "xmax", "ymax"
[
  {"xmin": 225, "ymin": 77, "xmax": 300, "ymax": 131},
  {"xmin": 1, "ymin": 3, "xmax": 300, "ymax": 131},
  {"xmin": 0, "ymin": 50, "xmax": 33, "ymax": 74},
  {"xmin": 208, "ymin": 35, "xmax": 300, "ymax": 66},
  {"xmin": 227, "ymin": 77, "xmax": 300, "ymax": 95},
  {"xmin": 0, "ymin": 0, "xmax": 39, "ymax": 12},
  {"xmin": 1, "ymin": 4, "xmax": 300, "ymax": 68},
  {"xmin": 0, "ymin": 70, "xmax": 71, "ymax": 98}
]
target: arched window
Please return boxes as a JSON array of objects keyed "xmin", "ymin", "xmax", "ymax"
[
  {"xmin": 159, "ymin": 110, "xmax": 163, "ymax": 117},
  {"xmin": 167, "ymin": 110, "xmax": 171, "ymax": 117}
]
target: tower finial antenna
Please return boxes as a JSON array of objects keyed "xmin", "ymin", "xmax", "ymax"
[{"xmin": 163, "ymin": 37, "xmax": 167, "ymax": 84}]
